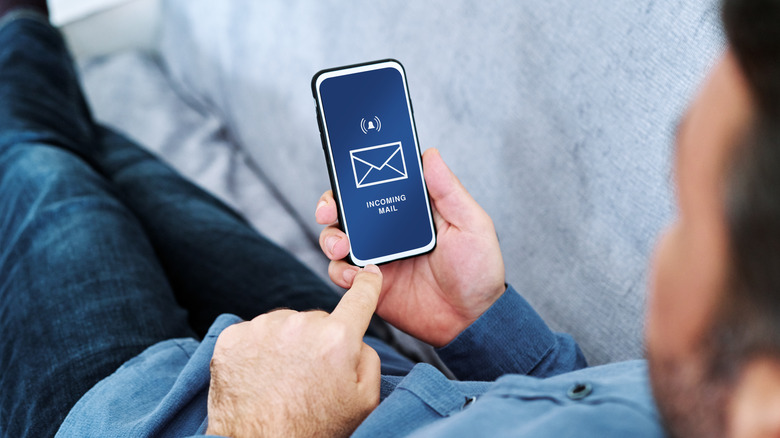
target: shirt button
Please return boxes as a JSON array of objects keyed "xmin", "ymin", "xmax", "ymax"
[
  {"xmin": 461, "ymin": 396, "xmax": 477, "ymax": 410},
  {"xmin": 567, "ymin": 382, "xmax": 593, "ymax": 400}
]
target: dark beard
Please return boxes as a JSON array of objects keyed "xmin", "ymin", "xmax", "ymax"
[{"xmin": 647, "ymin": 349, "xmax": 733, "ymax": 438}]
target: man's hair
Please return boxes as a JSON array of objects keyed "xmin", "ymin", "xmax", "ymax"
[
  {"xmin": 712, "ymin": 0, "xmax": 780, "ymax": 375},
  {"xmin": 724, "ymin": 0, "xmax": 780, "ymax": 116}
]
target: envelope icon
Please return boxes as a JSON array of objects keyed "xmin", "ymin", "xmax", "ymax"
[{"xmin": 350, "ymin": 142, "xmax": 408, "ymax": 188}]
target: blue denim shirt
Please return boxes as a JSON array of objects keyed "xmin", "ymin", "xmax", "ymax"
[{"xmin": 56, "ymin": 286, "xmax": 664, "ymax": 437}]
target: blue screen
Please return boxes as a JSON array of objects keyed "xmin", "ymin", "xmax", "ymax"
[{"xmin": 317, "ymin": 63, "xmax": 435, "ymax": 264}]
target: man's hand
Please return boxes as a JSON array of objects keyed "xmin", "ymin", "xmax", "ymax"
[
  {"xmin": 316, "ymin": 148, "xmax": 506, "ymax": 347},
  {"xmin": 206, "ymin": 266, "xmax": 384, "ymax": 438}
]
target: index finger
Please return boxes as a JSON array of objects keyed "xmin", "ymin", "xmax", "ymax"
[{"xmin": 329, "ymin": 265, "xmax": 383, "ymax": 337}]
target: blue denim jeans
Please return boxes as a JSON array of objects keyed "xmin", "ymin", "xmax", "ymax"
[{"xmin": 0, "ymin": 12, "xmax": 372, "ymax": 437}]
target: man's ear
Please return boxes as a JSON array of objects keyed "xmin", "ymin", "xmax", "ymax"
[{"xmin": 729, "ymin": 358, "xmax": 780, "ymax": 438}]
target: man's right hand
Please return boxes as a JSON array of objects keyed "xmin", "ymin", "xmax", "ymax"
[{"xmin": 315, "ymin": 148, "xmax": 506, "ymax": 347}]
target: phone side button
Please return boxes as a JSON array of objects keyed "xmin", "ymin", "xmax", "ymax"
[{"xmin": 315, "ymin": 109, "xmax": 324, "ymax": 134}]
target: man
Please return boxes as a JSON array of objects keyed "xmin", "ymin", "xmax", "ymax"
[{"xmin": 0, "ymin": 1, "xmax": 778, "ymax": 438}]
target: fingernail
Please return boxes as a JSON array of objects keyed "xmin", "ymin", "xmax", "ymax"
[
  {"xmin": 364, "ymin": 264, "xmax": 380, "ymax": 274},
  {"xmin": 315, "ymin": 200, "xmax": 328, "ymax": 220},
  {"xmin": 343, "ymin": 268, "xmax": 358, "ymax": 283},
  {"xmin": 325, "ymin": 236, "xmax": 339, "ymax": 254}
]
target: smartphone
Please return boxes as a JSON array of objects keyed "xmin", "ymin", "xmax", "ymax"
[{"xmin": 312, "ymin": 59, "xmax": 436, "ymax": 266}]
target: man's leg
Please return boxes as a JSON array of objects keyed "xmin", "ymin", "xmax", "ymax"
[
  {"xmin": 0, "ymin": 0, "xmax": 45, "ymax": 18},
  {"xmin": 1, "ymin": 6, "xmax": 339, "ymax": 339},
  {"xmin": 92, "ymin": 127, "xmax": 345, "ymax": 336},
  {"xmin": 0, "ymin": 12, "xmax": 194, "ymax": 437}
]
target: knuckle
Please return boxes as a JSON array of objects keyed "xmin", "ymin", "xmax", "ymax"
[
  {"xmin": 250, "ymin": 313, "xmax": 268, "ymax": 323},
  {"xmin": 279, "ymin": 311, "xmax": 323, "ymax": 334},
  {"xmin": 213, "ymin": 322, "xmax": 247, "ymax": 354},
  {"xmin": 283, "ymin": 311, "xmax": 306, "ymax": 328},
  {"xmin": 328, "ymin": 261, "xmax": 345, "ymax": 283},
  {"xmin": 319, "ymin": 230, "xmax": 330, "ymax": 249},
  {"xmin": 305, "ymin": 309, "xmax": 330, "ymax": 319},
  {"xmin": 216, "ymin": 323, "xmax": 239, "ymax": 343}
]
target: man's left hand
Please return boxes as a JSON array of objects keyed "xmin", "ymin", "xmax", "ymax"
[{"xmin": 206, "ymin": 266, "xmax": 384, "ymax": 438}]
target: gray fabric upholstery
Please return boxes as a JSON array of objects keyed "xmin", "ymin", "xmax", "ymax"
[
  {"xmin": 79, "ymin": 53, "xmax": 331, "ymax": 276},
  {"xmin": 81, "ymin": 0, "xmax": 723, "ymax": 365}
]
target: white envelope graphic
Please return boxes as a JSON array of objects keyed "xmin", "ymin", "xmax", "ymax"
[{"xmin": 350, "ymin": 142, "xmax": 408, "ymax": 188}]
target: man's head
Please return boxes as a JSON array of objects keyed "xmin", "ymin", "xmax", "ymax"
[{"xmin": 646, "ymin": 1, "xmax": 780, "ymax": 437}]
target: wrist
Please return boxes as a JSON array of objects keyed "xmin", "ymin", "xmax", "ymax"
[{"xmin": 434, "ymin": 283, "xmax": 508, "ymax": 348}]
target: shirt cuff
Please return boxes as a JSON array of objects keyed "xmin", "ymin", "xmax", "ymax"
[{"xmin": 436, "ymin": 285, "xmax": 558, "ymax": 381}]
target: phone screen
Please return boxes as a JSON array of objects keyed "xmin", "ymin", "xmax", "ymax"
[{"xmin": 313, "ymin": 60, "xmax": 436, "ymax": 266}]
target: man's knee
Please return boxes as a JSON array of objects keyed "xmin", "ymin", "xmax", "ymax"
[{"xmin": 0, "ymin": 143, "xmax": 106, "ymax": 212}]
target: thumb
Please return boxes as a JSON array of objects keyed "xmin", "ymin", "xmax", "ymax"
[{"xmin": 422, "ymin": 148, "xmax": 486, "ymax": 229}]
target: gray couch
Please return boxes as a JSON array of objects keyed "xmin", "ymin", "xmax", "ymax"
[{"xmin": 79, "ymin": 0, "xmax": 723, "ymax": 365}]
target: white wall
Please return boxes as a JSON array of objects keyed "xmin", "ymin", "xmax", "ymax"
[
  {"xmin": 50, "ymin": 0, "xmax": 132, "ymax": 25},
  {"xmin": 51, "ymin": 0, "xmax": 161, "ymax": 59}
]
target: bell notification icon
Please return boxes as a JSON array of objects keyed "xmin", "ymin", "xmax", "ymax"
[{"xmin": 361, "ymin": 116, "xmax": 382, "ymax": 134}]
